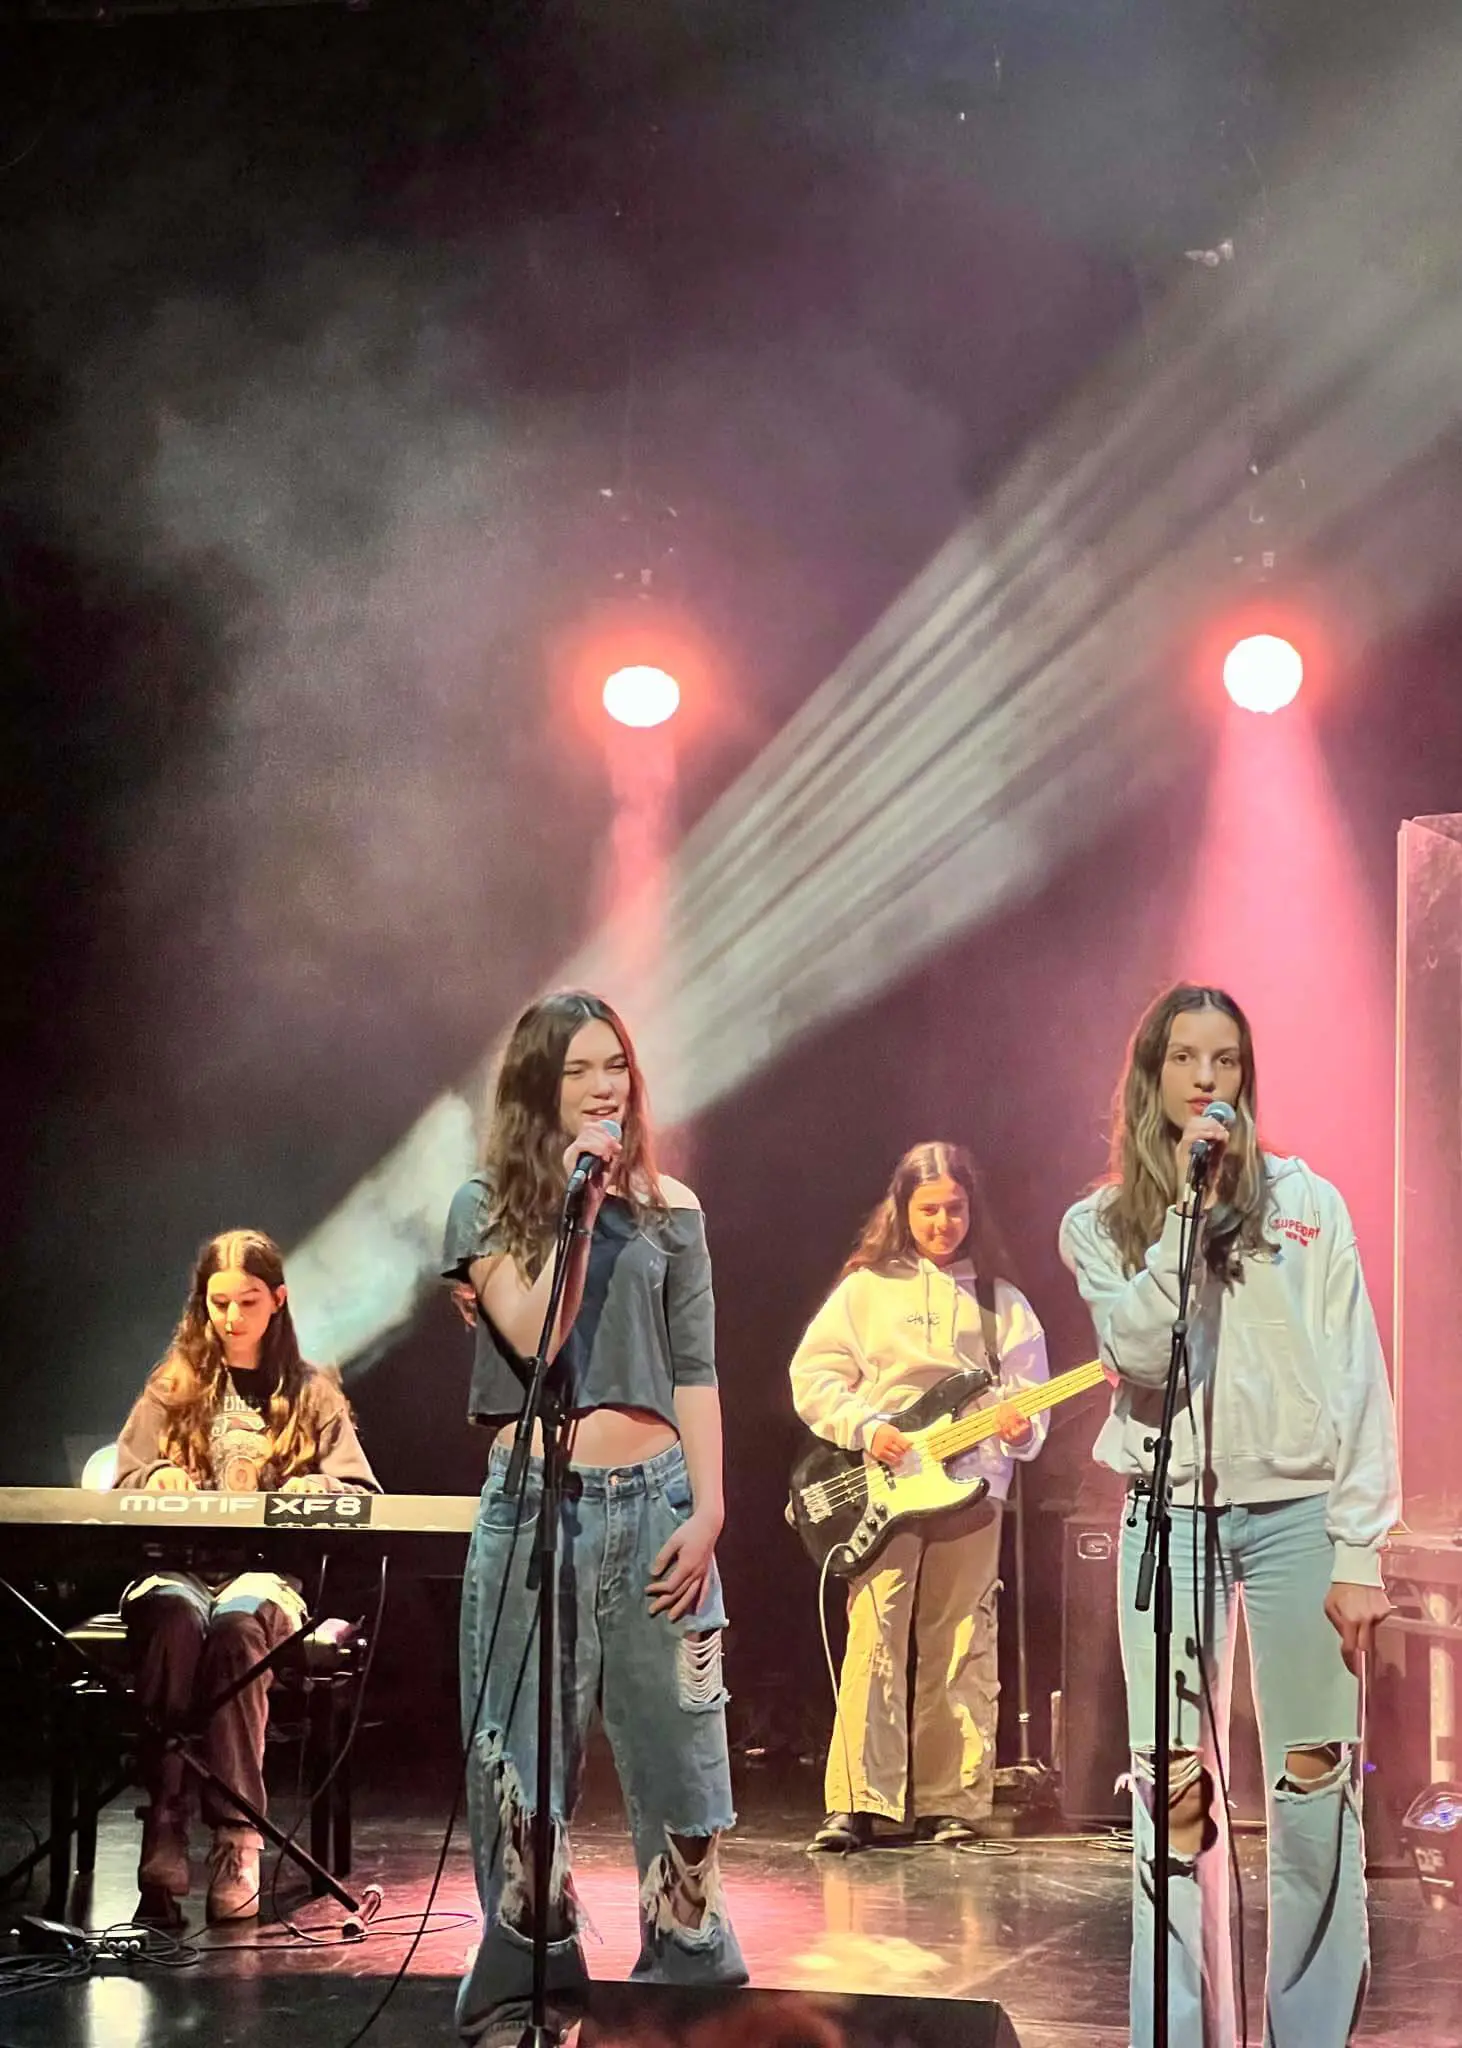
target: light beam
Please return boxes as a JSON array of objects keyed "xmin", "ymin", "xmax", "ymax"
[{"xmin": 285, "ymin": 33, "xmax": 1462, "ymax": 1370}]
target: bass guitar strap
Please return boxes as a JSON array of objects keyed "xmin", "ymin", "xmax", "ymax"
[{"xmin": 974, "ymin": 1272, "xmax": 1002, "ymax": 1380}]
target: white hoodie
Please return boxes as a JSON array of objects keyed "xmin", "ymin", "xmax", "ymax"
[
  {"xmin": 787, "ymin": 1259, "xmax": 1050, "ymax": 1502},
  {"xmin": 1058, "ymin": 1155, "xmax": 1400, "ymax": 1586}
]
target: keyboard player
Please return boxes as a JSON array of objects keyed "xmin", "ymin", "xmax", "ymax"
[{"xmin": 111, "ymin": 1229, "xmax": 378, "ymax": 1926}]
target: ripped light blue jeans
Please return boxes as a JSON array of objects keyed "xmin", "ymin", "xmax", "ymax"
[
  {"xmin": 457, "ymin": 1438, "xmax": 745, "ymax": 2039},
  {"xmin": 1119, "ymin": 1494, "xmax": 1367, "ymax": 2048}
]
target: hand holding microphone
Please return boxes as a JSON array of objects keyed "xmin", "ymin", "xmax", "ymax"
[
  {"xmin": 562, "ymin": 1117, "xmax": 623, "ymax": 1203},
  {"xmin": 1179, "ymin": 1098, "xmax": 1237, "ymax": 1200}
]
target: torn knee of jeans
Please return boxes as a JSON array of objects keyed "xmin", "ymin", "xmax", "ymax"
[
  {"xmin": 676, "ymin": 1628, "xmax": 728, "ymax": 1712},
  {"xmin": 476, "ymin": 1731, "xmax": 578, "ymax": 1945},
  {"xmin": 1126, "ymin": 1747, "xmax": 1218, "ymax": 1861},
  {"xmin": 640, "ymin": 1830, "xmax": 726, "ymax": 1943},
  {"xmin": 1277, "ymin": 1742, "xmax": 1352, "ymax": 1797}
]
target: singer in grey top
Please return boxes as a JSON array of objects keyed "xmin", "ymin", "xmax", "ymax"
[
  {"xmin": 441, "ymin": 990, "xmax": 744, "ymax": 2045},
  {"xmin": 441, "ymin": 1168, "xmax": 718, "ymax": 1426}
]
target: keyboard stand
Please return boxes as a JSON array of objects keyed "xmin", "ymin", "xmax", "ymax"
[{"xmin": 0, "ymin": 1570, "xmax": 383, "ymax": 1929}]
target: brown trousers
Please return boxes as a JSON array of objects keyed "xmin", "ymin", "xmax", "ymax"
[{"xmin": 123, "ymin": 1572, "xmax": 302, "ymax": 1835}]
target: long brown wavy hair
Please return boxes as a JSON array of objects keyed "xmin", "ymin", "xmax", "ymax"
[
  {"xmin": 1100, "ymin": 983, "xmax": 1273, "ymax": 1279},
  {"xmin": 840, "ymin": 1142, "xmax": 1012, "ymax": 1283},
  {"xmin": 485, "ymin": 991, "xmax": 664, "ymax": 1278},
  {"xmin": 148, "ymin": 1230, "xmax": 321, "ymax": 1485}
]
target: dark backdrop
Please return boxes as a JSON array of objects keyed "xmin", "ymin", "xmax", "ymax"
[{"xmin": 3, "ymin": 0, "xmax": 1458, "ymax": 1768}]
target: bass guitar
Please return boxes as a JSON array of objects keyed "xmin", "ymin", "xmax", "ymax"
[{"xmin": 788, "ymin": 1358, "xmax": 1109, "ymax": 1574}]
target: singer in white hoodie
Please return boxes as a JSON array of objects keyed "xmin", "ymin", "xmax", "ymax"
[
  {"xmin": 790, "ymin": 1141, "xmax": 1049, "ymax": 1853},
  {"xmin": 1059, "ymin": 983, "xmax": 1399, "ymax": 2048}
]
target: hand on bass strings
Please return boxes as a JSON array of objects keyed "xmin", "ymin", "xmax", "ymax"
[
  {"xmin": 145, "ymin": 1465, "xmax": 196, "ymax": 1493},
  {"xmin": 450, "ymin": 1281, "xmax": 477, "ymax": 1329},
  {"xmin": 647, "ymin": 1508, "xmax": 722, "ymax": 1621},
  {"xmin": 990, "ymin": 1399, "xmax": 1033, "ymax": 1447},
  {"xmin": 1324, "ymin": 1581, "xmax": 1394, "ymax": 1675},
  {"xmin": 868, "ymin": 1422, "xmax": 913, "ymax": 1468}
]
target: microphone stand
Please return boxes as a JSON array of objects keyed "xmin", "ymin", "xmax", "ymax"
[
  {"xmin": 505, "ymin": 1184, "xmax": 589, "ymax": 2048},
  {"xmin": 1013, "ymin": 1462, "xmax": 1034, "ymax": 1768},
  {"xmin": 1130, "ymin": 1170, "xmax": 1208, "ymax": 2048},
  {"xmin": 1005, "ymin": 1464, "xmax": 1053, "ymax": 1810}
]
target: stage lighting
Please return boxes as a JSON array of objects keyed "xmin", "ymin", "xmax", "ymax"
[
  {"xmin": 1222, "ymin": 633, "xmax": 1303, "ymax": 713},
  {"xmin": 1401, "ymin": 1782, "xmax": 1462, "ymax": 1908},
  {"xmin": 603, "ymin": 665, "xmax": 680, "ymax": 728},
  {"xmin": 283, "ymin": 39, "xmax": 1462, "ymax": 1372}
]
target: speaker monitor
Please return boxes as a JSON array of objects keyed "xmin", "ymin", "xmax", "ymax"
[
  {"xmin": 1058, "ymin": 1513, "xmax": 1268, "ymax": 1828},
  {"xmin": 1058, "ymin": 1516, "xmax": 1128, "ymax": 1824},
  {"xmin": 582, "ymin": 1985, "xmax": 1021, "ymax": 2045}
]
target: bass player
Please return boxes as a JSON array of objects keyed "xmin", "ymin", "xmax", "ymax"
[{"xmin": 789, "ymin": 1141, "xmax": 1049, "ymax": 1853}]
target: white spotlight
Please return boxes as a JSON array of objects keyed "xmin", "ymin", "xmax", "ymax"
[
  {"xmin": 603, "ymin": 665, "xmax": 680, "ymax": 728},
  {"xmin": 1222, "ymin": 633, "xmax": 1304, "ymax": 713}
]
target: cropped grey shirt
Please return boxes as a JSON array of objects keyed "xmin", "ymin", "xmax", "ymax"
[{"xmin": 441, "ymin": 1172, "xmax": 718, "ymax": 1427}]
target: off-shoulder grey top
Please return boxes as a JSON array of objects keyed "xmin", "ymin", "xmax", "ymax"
[{"xmin": 441, "ymin": 1171, "xmax": 717, "ymax": 1427}]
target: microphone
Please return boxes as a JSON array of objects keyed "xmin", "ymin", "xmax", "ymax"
[
  {"xmin": 566, "ymin": 1118, "xmax": 622, "ymax": 1200},
  {"xmin": 1187, "ymin": 1099, "xmax": 1237, "ymax": 1184}
]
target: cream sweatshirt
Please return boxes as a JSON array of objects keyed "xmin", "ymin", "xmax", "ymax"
[
  {"xmin": 787, "ymin": 1258, "xmax": 1050, "ymax": 1502},
  {"xmin": 1058, "ymin": 1155, "xmax": 1400, "ymax": 1586}
]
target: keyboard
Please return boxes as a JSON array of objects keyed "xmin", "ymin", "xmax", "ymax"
[
  {"xmin": 0, "ymin": 1486, "xmax": 478, "ymax": 1582},
  {"xmin": 0, "ymin": 1487, "xmax": 476, "ymax": 1532}
]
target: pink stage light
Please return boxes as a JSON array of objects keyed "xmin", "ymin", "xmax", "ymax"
[
  {"xmin": 1179, "ymin": 702, "xmax": 1394, "ymax": 1338},
  {"xmin": 1222, "ymin": 633, "xmax": 1304, "ymax": 713},
  {"xmin": 602, "ymin": 665, "xmax": 681, "ymax": 729}
]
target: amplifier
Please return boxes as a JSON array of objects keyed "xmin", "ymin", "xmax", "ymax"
[
  {"xmin": 1056, "ymin": 1517, "xmax": 1128, "ymax": 1824},
  {"xmin": 1055, "ymin": 1512, "xmax": 1267, "ymax": 1828}
]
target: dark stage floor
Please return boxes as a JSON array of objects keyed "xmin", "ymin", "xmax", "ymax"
[{"xmin": 2, "ymin": 1760, "xmax": 1459, "ymax": 2048}]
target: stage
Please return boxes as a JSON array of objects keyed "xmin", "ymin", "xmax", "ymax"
[{"xmin": 2, "ymin": 1754, "xmax": 1458, "ymax": 2047}]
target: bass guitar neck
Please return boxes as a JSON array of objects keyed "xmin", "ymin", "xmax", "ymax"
[{"xmin": 788, "ymin": 1358, "xmax": 1108, "ymax": 1576}]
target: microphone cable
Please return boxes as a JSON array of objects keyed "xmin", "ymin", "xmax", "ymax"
[{"xmin": 334, "ymin": 1203, "xmax": 578, "ymax": 2047}]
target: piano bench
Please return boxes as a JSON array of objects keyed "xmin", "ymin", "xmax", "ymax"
[{"xmin": 47, "ymin": 1612, "xmax": 366, "ymax": 1917}]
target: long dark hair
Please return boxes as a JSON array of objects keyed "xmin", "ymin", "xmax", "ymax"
[
  {"xmin": 148, "ymin": 1230, "xmax": 320, "ymax": 1485},
  {"xmin": 840, "ymin": 1141, "xmax": 1011, "ymax": 1283},
  {"xmin": 1101, "ymin": 982, "xmax": 1272, "ymax": 1278},
  {"xmin": 485, "ymin": 990, "xmax": 664, "ymax": 1277}
]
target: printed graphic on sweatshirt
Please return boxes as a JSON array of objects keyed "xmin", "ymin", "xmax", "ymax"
[
  {"xmin": 209, "ymin": 1387, "xmax": 272, "ymax": 1492},
  {"xmin": 1271, "ymin": 1216, "xmax": 1320, "ymax": 1247}
]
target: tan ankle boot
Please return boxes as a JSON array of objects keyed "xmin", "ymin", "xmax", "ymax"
[{"xmin": 206, "ymin": 1828, "xmax": 261, "ymax": 1922}]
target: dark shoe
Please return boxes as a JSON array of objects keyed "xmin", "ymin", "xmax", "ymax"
[
  {"xmin": 914, "ymin": 1813, "xmax": 988, "ymax": 1845},
  {"xmin": 806, "ymin": 1811, "xmax": 874, "ymax": 1854},
  {"xmin": 137, "ymin": 1801, "xmax": 190, "ymax": 1897},
  {"xmin": 135, "ymin": 1883, "xmax": 185, "ymax": 1929}
]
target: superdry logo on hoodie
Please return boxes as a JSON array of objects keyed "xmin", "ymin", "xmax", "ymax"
[{"xmin": 1272, "ymin": 1216, "xmax": 1320, "ymax": 1246}]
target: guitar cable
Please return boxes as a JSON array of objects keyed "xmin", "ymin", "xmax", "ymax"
[
  {"xmin": 817, "ymin": 1534, "xmax": 908, "ymax": 1831},
  {"xmin": 816, "ymin": 1543, "xmax": 858, "ymax": 1815}
]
